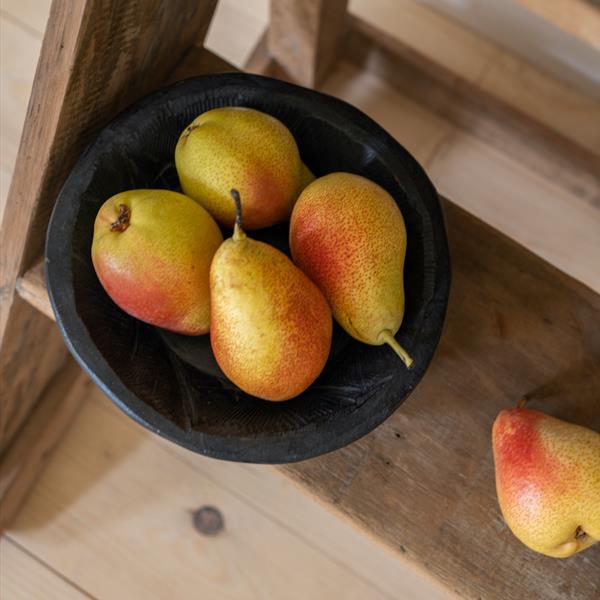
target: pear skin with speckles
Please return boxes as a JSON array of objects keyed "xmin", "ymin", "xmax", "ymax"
[
  {"xmin": 91, "ymin": 189, "xmax": 223, "ymax": 335},
  {"xmin": 175, "ymin": 107, "xmax": 304, "ymax": 230},
  {"xmin": 290, "ymin": 172, "xmax": 413, "ymax": 367},
  {"xmin": 493, "ymin": 408, "xmax": 600, "ymax": 558},
  {"xmin": 210, "ymin": 191, "xmax": 332, "ymax": 401}
]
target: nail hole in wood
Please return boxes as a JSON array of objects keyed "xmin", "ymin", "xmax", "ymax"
[{"xmin": 192, "ymin": 505, "xmax": 224, "ymax": 536}]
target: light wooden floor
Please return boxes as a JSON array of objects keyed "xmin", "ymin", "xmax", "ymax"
[{"xmin": 1, "ymin": 1, "xmax": 599, "ymax": 599}]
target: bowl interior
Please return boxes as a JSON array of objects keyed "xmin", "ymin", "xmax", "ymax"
[{"xmin": 46, "ymin": 74, "xmax": 449, "ymax": 463}]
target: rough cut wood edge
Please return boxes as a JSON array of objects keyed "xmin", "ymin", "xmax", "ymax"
[
  {"xmin": 0, "ymin": 359, "xmax": 91, "ymax": 533},
  {"xmin": 268, "ymin": 0, "xmax": 349, "ymax": 87}
]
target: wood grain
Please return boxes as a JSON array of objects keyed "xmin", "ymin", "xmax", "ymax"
[
  {"xmin": 280, "ymin": 199, "xmax": 600, "ymax": 600},
  {"xmin": 203, "ymin": 0, "xmax": 269, "ymax": 68},
  {"xmin": 248, "ymin": 28, "xmax": 600, "ymax": 293},
  {"xmin": 6, "ymin": 393, "xmax": 394, "ymax": 600},
  {"xmin": 347, "ymin": 18, "xmax": 600, "ymax": 202},
  {"xmin": 15, "ymin": 259, "xmax": 54, "ymax": 320},
  {"xmin": 0, "ymin": 360, "xmax": 90, "ymax": 531},
  {"xmin": 479, "ymin": 49, "xmax": 600, "ymax": 156},
  {"xmin": 150, "ymin": 412, "xmax": 449, "ymax": 600},
  {"xmin": 16, "ymin": 199, "xmax": 600, "ymax": 598},
  {"xmin": 350, "ymin": 0, "xmax": 498, "ymax": 85},
  {"xmin": 428, "ymin": 134, "xmax": 600, "ymax": 293},
  {"xmin": 0, "ymin": 300, "xmax": 67, "ymax": 453},
  {"xmin": 3, "ymin": 2, "xmax": 600, "ymax": 598},
  {"xmin": 268, "ymin": 0, "xmax": 349, "ymax": 86},
  {"xmin": 0, "ymin": 0, "xmax": 217, "ymax": 490},
  {"xmin": 0, "ymin": 536, "xmax": 89, "ymax": 600},
  {"xmin": 1, "ymin": 0, "xmax": 218, "ymax": 337}
]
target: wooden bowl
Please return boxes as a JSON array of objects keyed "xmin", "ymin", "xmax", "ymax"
[{"xmin": 46, "ymin": 73, "xmax": 450, "ymax": 463}]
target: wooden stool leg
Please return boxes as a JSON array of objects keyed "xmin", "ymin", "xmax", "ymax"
[
  {"xmin": 0, "ymin": 0, "xmax": 219, "ymax": 532},
  {"xmin": 268, "ymin": 0, "xmax": 349, "ymax": 87}
]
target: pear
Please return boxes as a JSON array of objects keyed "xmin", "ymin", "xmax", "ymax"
[
  {"xmin": 91, "ymin": 189, "xmax": 223, "ymax": 335},
  {"xmin": 492, "ymin": 407, "xmax": 600, "ymax": 557},
  {"xmin": 210, "ymin": 190, "xmax": 332, "ymax": 401},
  {"xmin": 289, "ymin": 172, "xmax": 413, "ymax": 367},
  {"xmin": 175, "ymin": 107, "xmax": 305, "ymax": 230}
]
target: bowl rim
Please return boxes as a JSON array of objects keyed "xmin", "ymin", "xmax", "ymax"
[{"xmin": 45, "ymin": 72, "xmax": 451, "ymax": 463}]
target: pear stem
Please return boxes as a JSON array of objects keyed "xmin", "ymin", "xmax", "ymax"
[
  {"xmin": 110, "ymin": 204, "xmax": 130, "ymax": 232},
  {"xmin": 231, "ymin": 189, "xmax": 246, "ymax": 241},
  {"xmin": 380, "ymin": 330, "xmax": 413, "ymax": 369}
]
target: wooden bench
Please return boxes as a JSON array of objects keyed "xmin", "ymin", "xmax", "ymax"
[{"xmin": 1, "ymin": 1, "xmax": 599, "ymax": 598}]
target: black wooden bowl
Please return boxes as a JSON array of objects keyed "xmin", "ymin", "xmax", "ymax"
[{"xmin": 46, "ymin": 73, "xmax": 450, "ymax": 463}]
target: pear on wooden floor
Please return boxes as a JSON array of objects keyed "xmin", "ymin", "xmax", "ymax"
[
  {"xmin": 210, "ymin": 190, "xmax": 332, "ymax": 401},
  {"xmin": 290, "ymin": 172, "xmax": 413, "ymax": 367}
]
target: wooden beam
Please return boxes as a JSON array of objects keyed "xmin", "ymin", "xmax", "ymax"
[
  {"xmin": 280, "ymin": 199, "xmax": 600, "ymax": 599},
  {"xmin": 268, "ymin": 0, "xmax": 349, "ymax": 87},
  {"xmin": 0, "ymin": 0, "xmax": 217, "ymax": 456},
  {"xmin": 0, "ymin": 40, "xmax": 234, "ymax": 529},
  {"xmin": 0, "ymin": 359, "xmax": 91, "ymax": 532}
]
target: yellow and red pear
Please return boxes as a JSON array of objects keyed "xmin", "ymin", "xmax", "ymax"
[
  {"xmin": 210, "ymin": 190, "xmax": 332, "ymax": 401},
  {"xmin": 290, "ymin": 172, "xmax": 412, "ymax": 367},
  {"xmin": 175, "ymin": 107, "xmax": 304, "ymax": 230},
  {"xmin": 492, "ymin": 407, "xmax": 600, "ymax": 558},
  {"xmin": 91, "ymin": 189, "xmax": 223, "ymax": 335}
]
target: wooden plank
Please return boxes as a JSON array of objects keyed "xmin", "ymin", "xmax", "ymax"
[
  {"xmin": 15, "ymin": 202, "xmax": 600, "ymax": 599},
  {"xmin": 514, "ymin": 0, "xmax": 600, "ymax": 48},
  {"xmin": 280, "ymin": 199, "xmax": 600, "ymax": 600},
  {"xmin": 0, "ymin": 536, "xmax": 91, "ymax": 600},
  {"xmin": 147, "ymin": 408, "xmax": 449, "ymax": 600},
  {"xmin": 268, "ymin": 0, "xmax": 349, "ymax": 87},
  {"xmin": 346, "ymin": 2, "xmax": 600, "ymax": 156},
  {"xmin": 1, "ymin": 0, "xmax": 218, "ymax": 342},
  {"xmin": 478, "ymin": 48, "xmax": 600, "ymax": 156},
  {"xmin": 346, "ymin": 18, "xmax": 600, "ymax": 203},
  {"xmin": 428, "ymin": 133, "xmax": 600, "ymax": 293},
  {"xmin": 0, "ymin": 0, "xmax": 217, "ymax": 478},
  {"xmin": 7, "ymin": 393, "xmax": 393, "ymax": 600},
  {"xmin": 350, "ymin": 0, "xmax": 498, "ymax": 85},
  {"xmin": 0, "ymin": 301, "xmax": 67, "ymax": 452},
  {"xmin": 15, "ymin": 259, "xmax": 54, "ymax": 320},
  {"xmin": 203, "ymin": 0, "xmax": 270, "ymax": 68},
  {"xmin": 0, "ymin": 360, "xmax": 89, "ymax": 531}
]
